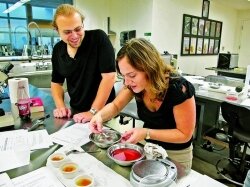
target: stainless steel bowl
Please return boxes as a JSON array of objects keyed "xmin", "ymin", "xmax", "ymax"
[
  {"xmin": 89, "ymin": 129, "xmax": 121, "ymax": 148},
  {"xmin": 107, "ymin": 143, "xmax": 145, "ymax": 166}
]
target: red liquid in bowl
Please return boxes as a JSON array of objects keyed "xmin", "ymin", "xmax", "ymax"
[
  {"xmin": 111, "ymin": 148, "xmax": 141, "ymax": 161},
  {"xmin": 226, "ymin": 96, "xmax": 238, "ymax": 101}
]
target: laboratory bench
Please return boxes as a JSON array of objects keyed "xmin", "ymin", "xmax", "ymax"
[
  {"xmin": 205, "ymin": 67, "xmax": 247, "ymax": 79},
  {"xmin": 0, "ymin": 84, "xmax": 228, "ymax": 186}
]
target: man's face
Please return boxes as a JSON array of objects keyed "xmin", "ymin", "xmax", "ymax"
[{"xmin": 56, "ymin": 12, "xmax": 84, "ymax": 49}]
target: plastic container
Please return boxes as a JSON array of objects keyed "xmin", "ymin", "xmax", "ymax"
[{"xmin": 225, "ymin": 91, "xmax": 238, "ymax": 101}]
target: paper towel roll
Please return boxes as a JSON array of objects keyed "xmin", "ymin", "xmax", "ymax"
[{"xmin": 8, "ymin": 78, "xmax": 30, "ymax": 103}]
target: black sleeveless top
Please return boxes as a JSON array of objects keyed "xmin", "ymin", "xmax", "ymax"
[{"xmin": 136, "ymin": 77, "xmax": 195, "ymax": 150}]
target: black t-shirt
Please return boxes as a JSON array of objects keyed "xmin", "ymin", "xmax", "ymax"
[
  {"xmin": 51, "ymin": 29, "xmax": 116, "ymax": 112},
  {"xmin": 137, "ymin": 77, "xmax": 195, "ymax": 150}
]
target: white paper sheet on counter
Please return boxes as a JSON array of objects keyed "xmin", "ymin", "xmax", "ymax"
[
  {"xmin": 50, "ymin": 123, "xmax": 91, "ymax": 147},
  {"xmin": 0, "ymin": 129, "xmax": 30, "ymax": 172},
  {"xmin": 0, "ymin": 173, "xmax": 14, "ymax": 187},
  {"xmin": 11, "ymin": 167, "xmax": 65, "ymax": 187},
  {"xmin": 28, "ymin": 129, "xmax": 54, "ymax": 150}
]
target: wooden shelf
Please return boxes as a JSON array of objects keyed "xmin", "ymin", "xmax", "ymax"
[
  {"xmin": 108, "ymin": 33, "xmax": 116, "ymax": 36},
  {"xmin": 203, "ymin": 135, "xmax": 229, "ymax": 148},
  {"xmin": 203, "ymin": 127, "xmax": 229, "ymax": 148}
]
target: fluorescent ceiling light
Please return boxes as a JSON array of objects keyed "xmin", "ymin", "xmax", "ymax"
[{"xmin": 3, "ymin": 0, "xmax": 30, "ymax": 14}]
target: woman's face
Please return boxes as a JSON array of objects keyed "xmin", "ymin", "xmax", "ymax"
[{"xmin": 118, "ymin": 56, "xmax": 149, "ymax": 93}]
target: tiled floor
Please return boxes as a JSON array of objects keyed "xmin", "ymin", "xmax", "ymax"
[{"xmin": 106, "ymin": 117, "xmax": 239, "ymax": 187}]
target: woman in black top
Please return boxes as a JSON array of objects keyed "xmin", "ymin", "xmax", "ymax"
[{"xmin": 89, "ymin": 38, "xmax": 196, "ymax": 174}]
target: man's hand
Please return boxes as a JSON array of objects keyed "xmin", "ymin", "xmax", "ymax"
[
  {"xmin": 73, "ymin": 111, "xmax": 93, "ymax": 123},
  {"xmin": 53, "ymin": 107, "xmax": 72, "ymax": 118}
]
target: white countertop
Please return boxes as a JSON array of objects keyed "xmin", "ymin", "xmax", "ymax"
[{"xmin": 184, "ymin": 75, "xmax": 250, "ymax": 107}]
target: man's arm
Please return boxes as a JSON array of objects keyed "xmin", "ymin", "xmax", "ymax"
[
  {"xmin": 90, "ymin": 72, "xmax": 116, "ymax": 111},
  {"xmin": 51, "ymin": 82, "xmax": 71, "ymax": 118},
  {"xmin": 51, "ymin": 82, "xmax": 66, "ymax": 108}
]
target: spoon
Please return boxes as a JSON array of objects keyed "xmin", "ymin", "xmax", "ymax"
[
  {"xmin": 101, "ymin": 132, "xmax": 111, "ymax": 138},
  {"xmin": 66, "ymin": 149, "xmax": 101, "ymax": 156}
]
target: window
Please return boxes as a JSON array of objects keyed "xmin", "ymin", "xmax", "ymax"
[
  {"xmin": 9, "ymin": 4, "xmax": 27, "ymax": 18},
  {"xmin": 0, "ymin": 0, "xmax": 72, "ymax": 57},
  {"xmin": 0, "ymin": 33, "xmax": 10, "ymax": 44},
  {"xmin": 32, "ymin": 6, "xmax": 55, "ymax": 21},
  {"xmin": 10, "ymin": 19, "xmax": 27, "ymax": 32},
  {"xmin": 0, "ymin": 18, "xmax": 9, "ymax": 32},
  {"xmin": 0, "ymin": 3, "xmax": 7, "ymax": 17},
  {"xmin": 11, "ymin": 33, "xmax": 27, "ymax": 50}
]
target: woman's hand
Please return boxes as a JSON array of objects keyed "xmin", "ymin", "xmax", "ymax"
[
  {"xmin": 121, "ymin": 128, "xmax": 147, "ymax": 144},
  {"xmin": 89, "ymin": 113, "xmax": 103, "ymax": 133},
  {"xmin": 73, "ymin": 111, "xmax": 93, "ymax": 123}
]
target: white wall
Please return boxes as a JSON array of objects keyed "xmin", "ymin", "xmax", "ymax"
[
  {"xmin": 74, "ymin": 0, "xmax": 152, "ymax": 53},
  {"xmin": 234, "ymin": 10, "xmax": 250, "ymax": 67},
  {"xmin": 74, "ymin": 0, "xmax": 108, "ymax": 31},
  {"xmin": 74, "ymin": 0, "xmax": 246, "ymax": 76},
  {"xmin": 151, "ymin": 0, "xmax": 238, "ymax": 76}
]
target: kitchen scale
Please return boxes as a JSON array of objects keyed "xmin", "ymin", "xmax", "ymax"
[{"xmin": 130, "ymin": 159, "xmax": 177, "ymax": 187}]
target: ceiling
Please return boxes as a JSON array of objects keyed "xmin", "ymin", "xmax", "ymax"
[
  {"xmin": 212, "ymin": 0, "xmax": 250, "ymax": 10},
  {"xmin": 0, "ymin": 0, "xmax": 73, "ymax": 8},
  {"xmin": 1, "ymin": 0, "xmax": 250, "ymax": 10}
]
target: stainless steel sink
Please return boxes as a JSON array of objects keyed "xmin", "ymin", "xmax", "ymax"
[
  {"xmin": 8, "ymin": 61, "xmax": 52, "ymax": 88},
  {"xmin": 10, "ymin": 61, "xmax": 52, "ymax": 73}
]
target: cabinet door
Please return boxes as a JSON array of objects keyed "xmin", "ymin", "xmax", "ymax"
[{"xmin": 239, "ymin": 20, "xmax": 250, "ymax": 67}]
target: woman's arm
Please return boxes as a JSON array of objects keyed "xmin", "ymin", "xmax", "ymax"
[
  {"xmin": 89, "ymin": 86, "xmax": 134, "ymax": 133},
  {"xmin": 149, "ymin": 96, "xmax": 196, "ymax": 143},
  {"xmin": 123, "ymin": 96, "xmax": 196, "ymax": 144}
]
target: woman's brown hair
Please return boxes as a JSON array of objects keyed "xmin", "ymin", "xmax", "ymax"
[{"xmin": 116, "ymin": 38, "xmax": 175, "ymax": 100}]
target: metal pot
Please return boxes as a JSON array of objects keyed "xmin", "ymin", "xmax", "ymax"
[{"xmin": 130, "ymin": 159, "xmax": 177, "ymax": 187}]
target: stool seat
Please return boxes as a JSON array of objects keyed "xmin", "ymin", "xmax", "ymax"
[
  {"xmin": 114, "ymin": 80, "xmax": 140, "ymax": 127},
  {"xmin": 216, "ymin": 101, "xmax": 250, "ymax": 186}
]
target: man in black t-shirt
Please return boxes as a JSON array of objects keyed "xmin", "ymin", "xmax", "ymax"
[{"xmin": 51, "ymin": 4, "xmax": 116, "ymax": 123}]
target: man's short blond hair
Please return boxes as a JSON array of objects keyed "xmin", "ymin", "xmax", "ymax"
[{"xmin": 52, "ymin": 4, "xmax": 85, "ymax": 29}]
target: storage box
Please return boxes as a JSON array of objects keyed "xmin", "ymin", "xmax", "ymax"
[{"xmin": 30, "ymin": 97, "xmax": 44, "ymax": 113}]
